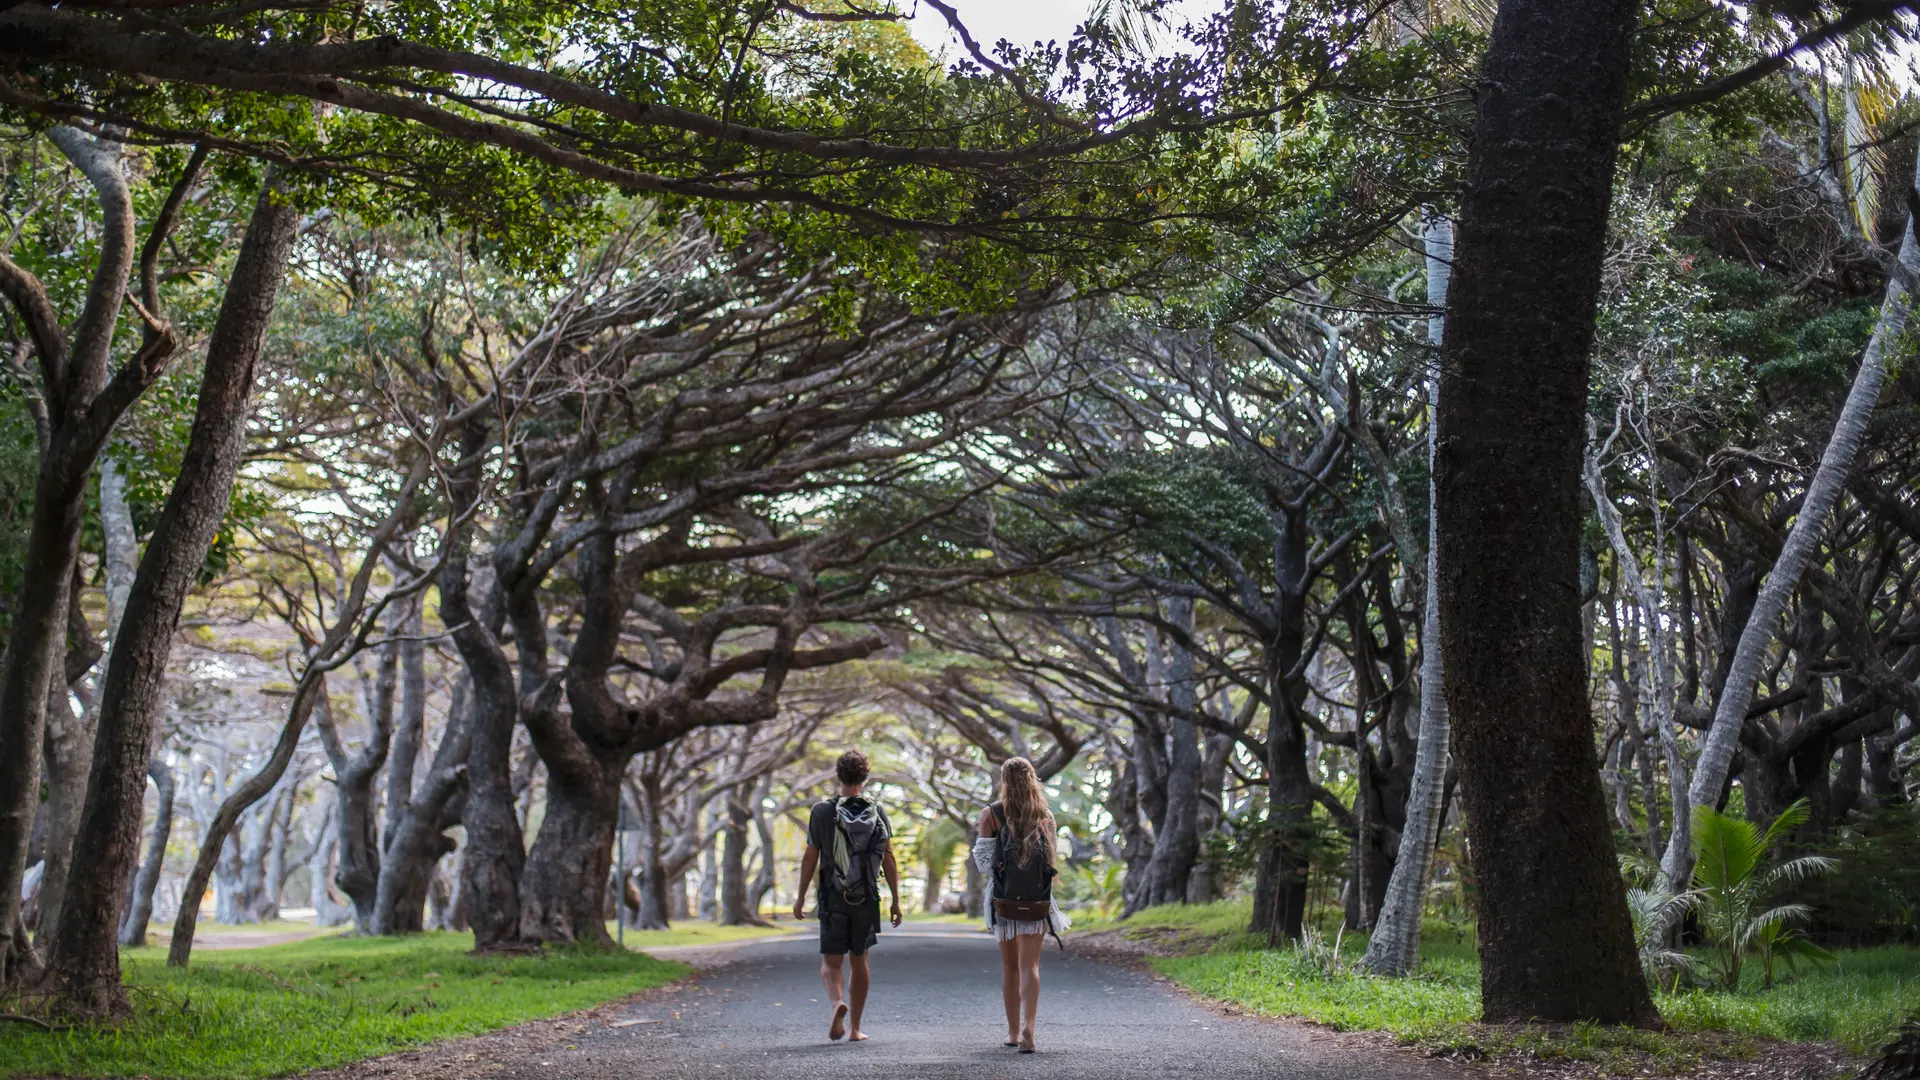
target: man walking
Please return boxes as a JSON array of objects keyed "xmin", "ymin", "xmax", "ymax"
[{"xmin": 793, "ymin": 750, "xmax": 902, "ymax": 1042}]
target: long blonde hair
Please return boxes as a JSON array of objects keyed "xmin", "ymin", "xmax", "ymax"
[{"xmin": 998, "ymin": 757, "xmax": 1054, "ymax": 864}]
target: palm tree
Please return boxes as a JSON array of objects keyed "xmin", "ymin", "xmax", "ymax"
[{"xmin": 1690, "ymin": 800, "xmax": 1836, "ymax": 991}]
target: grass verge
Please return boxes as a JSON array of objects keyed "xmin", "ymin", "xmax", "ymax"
[
  {"xmin": 1090, "ymin": 901, "xmax": 1918, "ymax": 1072},
  {"xmin": 1, "ymin": 932, "xmax": 685, "ymax": 1080},
  {"xmin": 605, "ymin": 919, "xmax": 797, "ymax": 948}
]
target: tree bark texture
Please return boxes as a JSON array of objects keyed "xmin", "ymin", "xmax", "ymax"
[
  {"xmin": 1433, "ymin": 0, "xmax": 1657, "ymax": 1025},
  {"xmin": 117, "ymin": 758, "xmax": 175, "ymax": 947},
  {"xmin": 46, "ymin": 177, "xmax": 298, "ymax": 1007}
]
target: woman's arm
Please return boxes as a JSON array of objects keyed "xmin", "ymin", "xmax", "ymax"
[{"xmin": 977, "ymin": 806, "xmax": 997, "ymax": 837}]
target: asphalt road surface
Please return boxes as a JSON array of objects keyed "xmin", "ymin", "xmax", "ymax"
[{"xmin": 487, "ymin": 927, "xmax": 1460, "ymax": 1080}]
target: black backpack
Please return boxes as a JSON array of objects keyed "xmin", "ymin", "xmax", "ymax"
[
  {"xmin": 990, "ymin": 803, "xmax": 1063, "ymax": 949},
  {"xmin": 826, "ymin": 796, "xmax": 886, "ymax": 906}
]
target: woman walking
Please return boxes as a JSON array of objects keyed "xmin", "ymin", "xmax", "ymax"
[{"xmin": 973, "ymin": 756, "xmax": 1070, "ymax": 1053}]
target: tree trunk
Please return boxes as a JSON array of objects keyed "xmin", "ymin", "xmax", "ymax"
[
  {"xmin": 1143, "ymin": 597, "xmax": 1202, "ymax": 908},
  {"xmin": 315, "ymin": 683, "xmax": 390, "ymax": 931},
  {"xmin": 372, "ymin": 679, "xmax": 472, "ymax": 935},
  {"xmin": 45, "ymin": 178, "xmax": 299, "ymax": 1007},
  {"xmin": 0, "ymin": 127, "xmax": 139, "ymax": 989},
  {"xmin": 252, "ymin": 779, "xmax": 296, "ymax": 922},
  {"xmin": 117, "ymin": 758, "xmax": 174, "ymax": 946},
  {"xmin": 36, "ymin": 658, "xmax": 92, "ymax": 943},
  {"xmin": 517, "ymin": 757, "xmax": 620, "ymax": 945},
  {"xmin": 720, "ymin": 783, "xmax": 754, "ymax": 925},
  {"xmin": 1433, "ymin": 0, "xmax": 1656, "ymax": 1025},
  {"xmin": 439, "ymin": 425, "xmax": 529, "ymax": 953},
  {"xmin": 1361, "ymin": 214, "xmax": 1453, "ymax": 976},
  {"xmin": 1677, "ymin": 157, "xmax": 1920, "ymax": 872},
  {"xmin": 1250, "ymin": 507, "xmax": 1312, "ymax": 944},
  {"xmin": 750, "ymin": 804, "xmax": 778, "ymax": 918},
  {"xmin": 385, "ymin": 596, "xmax": 428, "ymax": 846}
]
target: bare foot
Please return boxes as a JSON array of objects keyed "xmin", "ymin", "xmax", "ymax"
[
  {"xmin": 849, "ymin": 1031, "xmax": 870, "ymax": 1042},
  {"xmin": 829, "ymin": 1003, "xmax": 848, "ymax": 1041}
]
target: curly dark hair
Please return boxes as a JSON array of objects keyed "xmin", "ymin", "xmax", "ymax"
[{"xmin": 835, "ymin": 750, "xmax": 871, "ymax": 787}]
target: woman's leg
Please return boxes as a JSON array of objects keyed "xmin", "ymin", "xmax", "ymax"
[
  {"xmin": 1017, "ymin": 930, "xmax": 1044, "ymax": 1039},
  {"xmin": 998, "ymin": 935, "xmax": 1021, "ymax": 1042}
]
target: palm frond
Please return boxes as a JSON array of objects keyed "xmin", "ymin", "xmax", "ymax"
[{"xmin": 1765, "ymin": 854, "xmax": 1839, "ymax": 886}]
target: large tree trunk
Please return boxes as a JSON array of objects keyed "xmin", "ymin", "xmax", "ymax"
[
  {"xmin": 1250, "ymin": 509, "xmax": 1312, "ymax": 944},
  {"xmin": 1674, "ymin": 158, "xmax": 1920, "ymax": 885},
  {"xmin": 117, "ymin": 758, "xmax": 175, "ymax": 947},
  {"xmin": 1143, "ymin": 597, "xmax": 1202, "ymax": 908},
  {"xmin": 1361, "ymin": 214, "xmax": 1453, "ymax": 976},
  {"xmin": 439, "ymin": 424, "xmax": 529, "ymax": 953},
  {"xmin": 518, "ymin": 757, "xmax": 620, "ymax": 945},
  {"xmin": 0, "ymin": 127, "xmax": 139, "ymax": 988},
  {"xmin": 44, "ymin": 178, "xmax": 298, "ymax": 1007},
  {"xmin": 1433, "ymin": 0, "xmax": 1656, "ymax": 1026}
]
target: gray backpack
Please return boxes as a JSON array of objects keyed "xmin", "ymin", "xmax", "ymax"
[{"xmin": 826, "ymin": 797, "xmax": 885, "ymax": 906}]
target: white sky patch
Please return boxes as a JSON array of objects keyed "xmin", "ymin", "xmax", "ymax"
[{"xmin": 905, "ymin": 0, "xmax": 1213, "ymax": 61}]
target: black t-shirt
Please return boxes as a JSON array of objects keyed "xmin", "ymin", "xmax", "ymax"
[{"xmin": 808, "ymin": 796, "xmax": 893, "ymax": 909}]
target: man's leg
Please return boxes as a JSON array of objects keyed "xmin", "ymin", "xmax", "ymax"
[
  {"xmin": 845, "ymin": 952, "xmax": 871, "ymax": 1041},
  {"xmin": 820, "ymin": 953, "xmax": 848, "ymax": 1040}
]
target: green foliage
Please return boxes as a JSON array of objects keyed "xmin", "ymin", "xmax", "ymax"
[
  {"xmin": 0, "ymin": 388, "xmax": 37, "ymax": 631},
  {"xmin": 1691, "ymin": 800, "xmax": 1838, "ymax": 991},
  {"xmin": 1114, "ymin": 901, "xmax": 1920, "ymax": 1057},
  {"xmin": 1628, "ymin": 885, "xmax": 1703, "ymax": 991},
  {"xmin": 1062, "ymin": 448, "xmax": 1272, "ymax": 562},
  {"xmin": 1062, "ymin": 861, "xmax": 1126, "ymax": 920},
  {"xmin": 0, "ymin": 933, "xmax": 685, "ymax": 1079},
  {"xmin": 1807, "ymin": 805, "xmax": 1920, "ymax": 946},
  {"xmin": 914, "ymin": 817, "xmax": 968, "ymax": 888}
]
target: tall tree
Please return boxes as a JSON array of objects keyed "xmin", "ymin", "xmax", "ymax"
[
  {"xmin": 43, "ymin": 176, "xmax": 301, "ymax": 1008},
  {"xmin": 1432, "ymin": 0, "xmax": 1656, "ymax": 1025}
]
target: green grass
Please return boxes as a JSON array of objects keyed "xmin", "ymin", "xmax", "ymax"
[
  {"xmin": 605, "ymin": 919, "xmax": 799, "ymax": 948},
  {"xmin": 1, "ymin": 932, "xmax": 686, "ymax": 1080},
  {"xmin": 1073, "ymin": 898, "xmax": 1256, "ymax": 939},
  {"xmin": 1100, "ymin": 901, "xmax": 1920, "ymax": 1059}
]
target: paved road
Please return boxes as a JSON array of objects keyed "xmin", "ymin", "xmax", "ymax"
[{"xmin": 489, "ymin": 927, "xmax": 1459, "ymax": 1080}]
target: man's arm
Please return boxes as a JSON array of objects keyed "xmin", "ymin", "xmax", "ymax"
[
  {"xmin": 881, "ymin": 840, "xmax": 902, "ymax": 927},
  {"xmin": 794, "ymin": 843, "xmax": 820, "ymax": 921}
]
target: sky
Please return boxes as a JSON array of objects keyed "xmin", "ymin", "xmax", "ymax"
[{"xmin": 903, "ymin": 0, "xmax": 1095, "ymax": 56}]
